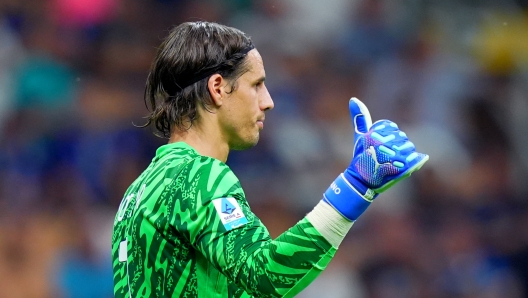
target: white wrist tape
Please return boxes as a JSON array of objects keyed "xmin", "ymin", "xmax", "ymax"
[{"xmin": 306, "ymin": 201, "xmax": 354, "ymax": 248}]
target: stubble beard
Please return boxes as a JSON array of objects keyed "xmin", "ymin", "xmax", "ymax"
[{"xmin": 230, "ymin": 131, "xmax": 260, "ymax": 151}]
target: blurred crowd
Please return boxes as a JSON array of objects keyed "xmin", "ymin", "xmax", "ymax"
[{"xmin": 1, "ymin": 0, "xmax": 528, "ymax": 297}]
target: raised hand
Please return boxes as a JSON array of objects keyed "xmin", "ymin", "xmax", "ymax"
[
  {"xmin": 346, "ymin": 98, "xmax": 429, "ymax": 193},
  {"xmin": 323, "ymin": 98, "xmax": 429, "ymax": 221}
]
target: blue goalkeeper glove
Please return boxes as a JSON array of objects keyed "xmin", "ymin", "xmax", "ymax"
[{"xmin": 323, "ymin": 97, "xmax": 429, "ymax": 221}]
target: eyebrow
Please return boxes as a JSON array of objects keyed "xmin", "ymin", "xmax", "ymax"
[{"xmin": 255, "ymin": 76, "xmax": 266, "ymax": 84}]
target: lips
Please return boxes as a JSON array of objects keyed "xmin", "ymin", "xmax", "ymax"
[{"xmin": 257, "ymin": 115, "xmax": 265, "ymax": 129}]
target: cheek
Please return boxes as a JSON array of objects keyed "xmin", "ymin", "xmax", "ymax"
[
  {"xmin": 250, "ymin": 89, "xmax": 261, "ymax": 111},
  {"xmin": 239, "ymin": 89, "xmax": 259, "ymax": 116}
]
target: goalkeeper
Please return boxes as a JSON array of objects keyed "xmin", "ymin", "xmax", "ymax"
[{"xmin": 111, "ymin": 21, "xmax": 428, "ymax": 298}]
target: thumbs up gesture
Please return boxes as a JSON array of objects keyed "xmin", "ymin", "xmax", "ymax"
[
  {"xmin": 322, "ymin": 98, "xmax": 429, "ymax": 221},
  {"xmin": 347, "ymin": 97, "xmax": 429, "ymax": 192}
]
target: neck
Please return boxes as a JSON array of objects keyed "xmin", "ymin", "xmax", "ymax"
[{"xmin": 168, "ymin": 119, "xmax": 229, "ymax": 163}]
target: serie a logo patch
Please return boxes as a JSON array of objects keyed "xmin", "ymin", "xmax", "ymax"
[{"xmin": 212, "ymin": 197, "xmax": 248, "ymax": 231}]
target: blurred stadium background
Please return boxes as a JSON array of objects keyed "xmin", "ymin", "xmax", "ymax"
[{"xmin": 1, "ymin": 0, "xmax": 528, "ymax": 297}]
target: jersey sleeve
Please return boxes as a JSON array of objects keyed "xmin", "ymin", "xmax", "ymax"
[{"xmin": 169, "ymin": 156, "xmax": 337, "ymax": 298}]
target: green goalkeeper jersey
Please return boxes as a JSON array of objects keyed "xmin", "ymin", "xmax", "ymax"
[{"xmin": 112, "ymin": 142, "xmax": 337, "ymax": 298}]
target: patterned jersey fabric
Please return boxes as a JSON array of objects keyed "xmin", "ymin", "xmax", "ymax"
[{"xmin": 112, "ymin": 142, "xmax": 336, "ymax": 298}]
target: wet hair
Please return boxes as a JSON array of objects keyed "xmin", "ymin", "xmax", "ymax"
[{"xmin": 142, "ymin": 21, "xmax": 254, "ymax": 138}]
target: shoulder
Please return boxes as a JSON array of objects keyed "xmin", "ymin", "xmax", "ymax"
[
  {"xmin": 181, "ymin": 155, "xmax": 238, "ymax": 183},
  {"xmin": 178, "ymin": 155, "xmax": 244, "ymax": 202}
]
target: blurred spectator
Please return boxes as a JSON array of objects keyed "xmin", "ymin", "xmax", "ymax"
[
  {"xmin": 53, "ymin": 208, "xmax": 114, "ymax": 298},
  {"xmin": 50, "ymin": 0, "xmax": 120, "ymax": 29},
  {"xmin": 0, "ymin": 17, "xmax": 24, "ymax": 135}
]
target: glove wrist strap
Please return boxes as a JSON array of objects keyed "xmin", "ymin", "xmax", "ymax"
[{"xmin": 323, "ymin": 173, "xmax": 377, "ymax": 221}]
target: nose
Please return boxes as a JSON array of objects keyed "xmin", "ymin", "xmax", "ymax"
[{"xmin": 260, "ymin": 84, "xmax": 274, "ymax": 111}]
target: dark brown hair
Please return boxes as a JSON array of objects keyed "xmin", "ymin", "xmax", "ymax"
[{"xmin": 142, "ymin": 21, "xmax": 254, "ymax": 138}]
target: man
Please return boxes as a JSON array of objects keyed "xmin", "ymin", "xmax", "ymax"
[{"xmin": 111, "ymin": 21, "xmax": 428, "ymax": 298}]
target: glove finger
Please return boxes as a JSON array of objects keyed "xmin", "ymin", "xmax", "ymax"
[
  {"xmin": 391, "ymin": 139, "xmax": 416, "ymax": 156},
  {"xmin": 349, "ymin": 97, "xmax": 372, "ymax": 145},
  {"xmin": 374, "ymin": 152, "xmax": 429, "ymax": 193},
  {"xmin": 369, "ymin": 123, "xmax": 402, "ymax": 151},
  {"xmin": 371, "ymin": 119, "xmax": 399, "ymax": 133}
]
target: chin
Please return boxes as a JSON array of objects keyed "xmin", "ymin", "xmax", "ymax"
[{"xmin": 231, "ymin": 134, "xmax": 260, "ymax": 151}]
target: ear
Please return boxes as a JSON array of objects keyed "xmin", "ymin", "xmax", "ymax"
[{"xmin": 207, "ymin": 74, "xmax": 225, "ymax": 107}]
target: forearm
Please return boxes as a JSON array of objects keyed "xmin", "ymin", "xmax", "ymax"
[{"xmin": 232, "ymin": 217, "xmax": 338, "ymax": 298}]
